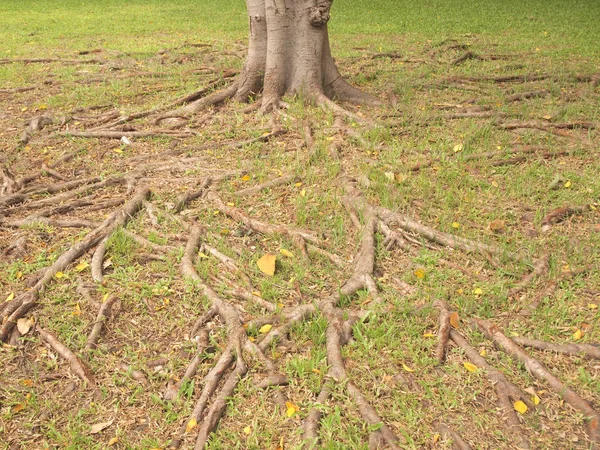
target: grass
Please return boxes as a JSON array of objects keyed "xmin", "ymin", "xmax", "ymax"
[{"xmin": 1, "ymin": 1, "xmax": 599, "ymax": 449}]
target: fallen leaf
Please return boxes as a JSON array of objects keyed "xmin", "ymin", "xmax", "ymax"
[
  {"xmin": 384, "ymin": 171, "xmax": 395, "ymax": 181},
  {"xmin": 514, "ymin": 400, "xmax": 528, "ymax": 414},
  {"xmin": 532, "ymin": 394, "xmax": 541, "ymax": 406},
  {"xmin": 285, "ymin": 401, "xmax": 300, "ymax": 417},
  {"xmin": 17, "ymin": 318, "xmax": 33, "ymax": 335},
  {"xmin": 414, "ymin": 268, "xmax": 425, "ymax": 279},
  {"xmin": 453, "ymin": 143, "xmax": 463, "ymax": 153},
  {"xmin": 451, "ymin": 222, "xmax": 460, "ymax": 229},
  {"xmin": 102, "ymin": 292, "xmax": 110, "ymax": 302},
  {"xmin": 279, "ymin": 248, "xmax": 294, "ymax": 258},
  {"xmin": 311, "ymin": 368, "xmax": 321, "ymax": 375},
  {"xmin": 449, "ymin": 312, "xmax": 460, "ymax": 329},
  {"xmin": 185, "ymin": 418, "xmax": 197, "ymax": 433},
  {"xmin": 21, "ymin": 379, "xmax": 34, "ymax": 387},
  {"xmin": 463, "ymin": 362, "xmax": 478, "ymax": 373},
  {"xmin": 90, "ymin": 419, "xmax": 114, "ymax": 434},
  {"xmin": 226, "ymin": 202, "xmax": 235, "ymax": 207},
  {"xmin": 300, "ymin": 188, "xmax": 306, "ymax": 197},
  {"xmin": 473, "ymin": 287, "xmax": 483, "ymax": 296},
  {"xmin": 402, "ymin": 363, "xmax": 414, "ymax": 372},
  {"xmin": 16, "ymin": 271, "xmax": 23, "ymax": 279},
  {"xmin": 12, "ymin": 403, "xmax": 26, "ymax": 413},
  {"xmin": 479, "ymin": 348, "xmax": 487, "ymax": 357},
  {"xmin": 55, "ymin": 272, "xmax": 65, "ymax": 279},
  {"xmin": 241, "ymin": 174, "xmax": 250, "ymax": 181},
  {"xmin": 563, "ymin": 180, "xmax": 572, "ymax": 188},
  {"xmin": 423, "ymin": 332, "xmax": 435, "ymax": 338},
  {"xmin": 259, "ymin": 324, "xmax": 272, "ymax": 334},
  {"xmin": 72, "ymin": 303, "xmax": 82, "ymax": 316},
  {"xmin": 488, "ymin": 219, "xmax": 506, "ymax": 232},
  {"xmin": 243, "ymin": 425, "xmax": 251, "ymax": 435},
  {"xmin": 75, "ymin": 261, "xmax": 89, "ymax": 272},
  {"xmin": 588, "ymin": 303, "xmax": 598, "ymax": 310},
  {"xmin": 573, "ymin": 329, "xmax": 583, "ymax": 340},
  {"xmin": 108, "ymin": 437, "xmax": 119, "ymax": 446},
  {"xmin": 5, "ymin": 292, "xmax": 15, "ymax": 302},
  {"xmin": 257, "ymin": 253, "xmax": 276, "ymax": 276}
]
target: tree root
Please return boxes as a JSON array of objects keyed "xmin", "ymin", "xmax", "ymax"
[
  {"xmin": 434, "ymin": 422, "xmax": 473, "ymax": 450},
  {"xmin": 235, "ymin": 174, "xmax": 297, "ymax": 197},
  {"xmin": 506, "ymin": 90, "xmax": 550, "ymax": 102},
  {"xmin": 0, "ymin": 186, "xmax": 150, "ymax": 342},
  {"xmin": 511, "ymin": 337, "xmax": 600, "ymax": 360},
  {"xmin": 37, "ymin": 326, "xmax": 97, "ymax": 389},
  {"xmin": 433, "ymin": 299, "xmax": 452, "ymax": 364},
  {"xmin": 507, "ymin": 254, "xmax": 549, "ymax": 298},
  {"xmin": 85, "ymin": 294, "xmax": 119, "ymax": 351},
  {"xmin": 474, "ymin": 318, "xmax": 600, "ymax": 448},
  {"xmin": 541, "ymin": 205, "xmax": 589, "ymax": 232},
  {"xmin": 60, "ymin": 130, "xmax": 195, "ymax": 139},
  {"xmin": 450, "ymin": 329, "xmax": 532, "ymax": 449}
]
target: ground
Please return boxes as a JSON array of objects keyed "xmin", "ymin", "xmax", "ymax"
[{"xmin": 0, "ymin": 1, "xmax": 599, "ymax": 449}]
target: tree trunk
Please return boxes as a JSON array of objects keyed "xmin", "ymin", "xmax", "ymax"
[{"xmin": 236, "ymin": 0, "xmax": 380, "ymax": 110}]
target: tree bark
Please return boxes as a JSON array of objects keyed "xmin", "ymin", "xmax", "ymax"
[{"xmin": 236, "ymin": 0, "xmax": 380, "ymax": 110}]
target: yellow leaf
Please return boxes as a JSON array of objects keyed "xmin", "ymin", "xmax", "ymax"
[
  {"xmin": 473, "ymin": 287, "xmax": 483, "ymax": 296},
  {"xmin": 311, "ymin": 368, "xmax": 321, "ymax": 375},
  {"xmin": 257, "ymin": 253, "xmax": 276, "ymax": 276},
  {"xmin": 514, "ymin": 400, "xmax": 528, "ymax": 414},
  {"xmin": 226, "ymin": 202, "xmax": 235, "ymax": 207},
  {"xmin": 38, "ymin": 104, "xmax": 47, "ymax": 110},
  {"xmin": 588, "ymin": 303, "xmax": 598, "ymax": 310},
  {"xmin": 243, "ymin": 426, "xmax": 251, "ymax": 435},
  {"xmin": 5, "ymin": 292, "xmax": 14, "ymax": 302},
  {"xmin": 75, "ymin": 261, "xmax": 89, "ymax": 272},
  {"xmin": 423, "ymin": 332, "xmax": 435, "ymax": 338},
  {"xmin": 16, "ymin": 271, "xmax": 23, "ymax": 279},
  {"xmin": 285, "ymin": 401, "xmax": 300, "ymax": 417},
  {"xmin": 449, "ymin": 312, "xmax": 460, "ymax": 329},
  {"xmin": 532, "ymin": 395, "xmax": 540, "ymax": 406},
  {"xmin": 108, "ymin": 437, "xmax": 119, "ymax": 446},
  {"xmin": 186, "ymin": 418, "xmax": 198, "ymax": 433},
  {"xmin": 259, "ymin": 324, "xmax": 272, "ymax": 334},
  {"xmin": 241, "ymin": 174, "xmax": 250, "ymax": 181},
  {"xmin": 279, "ymin": 248, "xmax": 294, "ymax": 258},
  {"xmin": 102, "ymin": 292, "xmax": 110, "ymax": 302},
  {"xmin": 479, "ymin": 348, "xmax": 487, "ymax": 357},
  {"xmin": 295, "ymin": 182, "xmax": 303, "ymax": 187},
  {"xmin": 402, "ymin": 363, "xmax": 414, "ymax": 372},
  {"xmin": 451, "ymin": 222, "xmax": 460, "ymax": 229},
  {"xmin": 21, "ymin": 379, "xmax": 34, "ymax": 387},
  {"xmin": 252, "ymin": 291, "xmax": 261, "ymax": 297},
  {"xmin": 300, "ymin": 189, "xmax": 306, "ymax": 197},
  {"xmin": 564, "ymin": 180, "xmax": 571, "ymax": 188},
  {"xmin": 433, "ymin": 433, "xmax": 440, "ymax": 444},
  {"xmin": 414, "ymin": 268, "xmax": 425, "ymax": 279},
  {"xmin": 248, "ymin": 336, "xmax": 255, "ymax": 342},
  {"xmin": 463, "ymin": 362, "xmax": 478, "ymax": 373},
  {"xmin": 113, "ymin": 148, "xmax": 123, "ymax": 154},
  {"xmin": 12, "ymin": 403, "xmax": 26, "ymax": 413},
  {"xmin": 573, "ymin": 329, "xmax": 583, "ymax": 340},
  {"xmin": 453, "ymin": 143, "xmax": 463, "ymax": 153}
]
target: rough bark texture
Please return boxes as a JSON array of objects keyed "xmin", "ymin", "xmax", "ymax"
[{"xmin": 235, "ymin": 0, "xmax": 379, "ymax": 110}]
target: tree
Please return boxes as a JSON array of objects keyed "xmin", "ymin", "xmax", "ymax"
[{"xmin": 164, "ymin": 0, "xmax": 380, "ymax": 122}]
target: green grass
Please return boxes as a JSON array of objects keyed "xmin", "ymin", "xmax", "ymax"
[{"xmin": 1, "ymin": 1, "xmax": 599, "ymax": 450}]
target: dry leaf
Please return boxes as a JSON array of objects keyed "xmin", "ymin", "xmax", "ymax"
[
  {"xmin": 588, "ymin": 303, "xmax": 598, "ymax": 310},
  {"xmin": 564, "ymin": 180, "xmax": 572, "ymax": 188},
  {"xmin": 532, "ymin": 394, "xmax": 541, "ymax": 406},
  {"xmin": 514, "ymin": 400, "xmax": 528, "ymax": 414},
  {"xmin": 259, "ymin": 324, "xmax": 272, "ymax": 334},
  {"xmin": 90, "ymin": 419, "xmax": 114, "ymax": 434},
  {"xmin": 285, "ymin": 401, "xmax": 300, "ymax": 417},
  {"xmin": 473, "ymin": 287, "xmax": 483, "ymax": 296},
  {"xmin": 453, "ymin": 143, "xmax": 463, "ymax": 153},
  {"xmin": 185, "ymin": 418, "xmax": 198, "ymax": 433},
  {"xmin": 108, "ymin": 437, "xmax": 119, "ymax": 446},
  {"xmin": 488, "ymin": 219, "xmax": 506, "ymax": 232},
  {"xmin": 573, "ymin": 329, "xmax": 583, "ymax": 340},
  {"xmin": 463, "ymin": 362, "xmax": 478, "ymax": 373},
  {"xmin": 423, "ymin": 332, "xmax": 435, "ymax": 338},
  {"xmin": 479, "ymin": 348, "xmax": 487, "ymax": 356},
  {"xmin": 257, "ymin": 253, "xmax": 276, "ymax": 276},
  {"xmin": 243, "ymin": 425, "xmax": 251, "ymax": 435},
  {"xmin": 75, "ymin": 261, "xmax": 89, "ymax": 272},
  {"xmin": 5, "ymin": 292, "xmax": 15, "ymax": 302},
  {"xmin": 402, "ymin": 363, "xmax": 414, "ymax": 372},
  {"xmin": 451, "ymin": 222, "xmax": 460, "ymax": 229},
  {"xmin": 279, "ymin": 248, "xmax": 294, "ymax": 258},
  {"xmin": 55, "ymin": 272, "xmax": 66, "ymax": 279},
  {"xmin": 17, "ymin": 318, "xmax": 33, "ymax": 335},
  {"xmin": 414, "ymin": 268, "xmax": 425, "ymax": 279},
  {"xmin": 449, "ymin": 312, "xmax": 460, "ymax": 329},
  {"xmin": 12, "ymin": 403, "xmax": 26, "ymax": 413},
  {"xmin": 241, "ymin": 174, "xmax": 250, "ymax": 181},
  {"xmin": 300, "ymin": 188, "xmax": 306, "ymax": 197},
  {"xmin": 384, "ymin": 171, "xmax": 395, "ymax": 181}
]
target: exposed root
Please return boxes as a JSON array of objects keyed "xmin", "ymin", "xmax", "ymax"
[
  {"xmin": 37, "ymin": 326, "xmax": 97, "ymax": 389},
  {"xmin": 164, "ymin": 330, "xmax": 211, "ymax": 401},
  {"xmin": 541, "ymin": 205, "xmax": 589, "ymax": 232},
  {"xmin": 433, "ymin": 299, "xmax": 452, "ymax": 364},
  {"xmin": 434, "ymin": 422, "xmax": 474, "ymax": 450},
  {"xmin": 0, "ymin": 186, "xmax": 150, "ymax": 342},
  {"xmin": 85, "ymin": 294, "xmax": 119, "ymax": 351},
  {"xmin": 451, "ymin": 51, "xmax": 483, "ymax": 66},
  {"xmin": 235, "ymin": 174, "xmax": 297, "ymax": 197},
  {"xmin": 506, "ymin": 90, "xmax": 550, "ymax": 102},
  {"xmin": 0, "ymin": 86, "xmax": 37, "ymax": 94},
  {"xmin": 450, "ymin": 329, "xmax": 532, "ymax": 449},
  {"xmin": 507, "ymin": 253, "xmax": 549, "ymax": 298},
  {"xmin": 511, "ymin": 337, "xmax": 600, "ymax": 359},
  {"xmin": 0, "ymin": 57, "xmax": 102, "ymax": 65},
  {"xmin": 474, "ymin": 318, "xmax": 600, "ymax": 447},
  {"xmin": 60, "ymin": 130, "xmax": 195, "ymax": 139},
  {"xmin": 19, "ymin": 115, "xmax": 54, "ymax": 145},
  {"xmin": 519, "ymin": 281, "xmax": 557, "ymax": 316}
]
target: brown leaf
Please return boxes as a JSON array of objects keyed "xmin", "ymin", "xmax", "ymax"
[
  {"xmin": 90, "ymin": 419, "xmax": 114, "ymax": 434},
  {"xmin": 449, "ymin": 312, "xmax": 460, "ymax": 329},
  {"xmin": 257, "ymin": 253, "xmax": 276, "ymax": 276}
]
